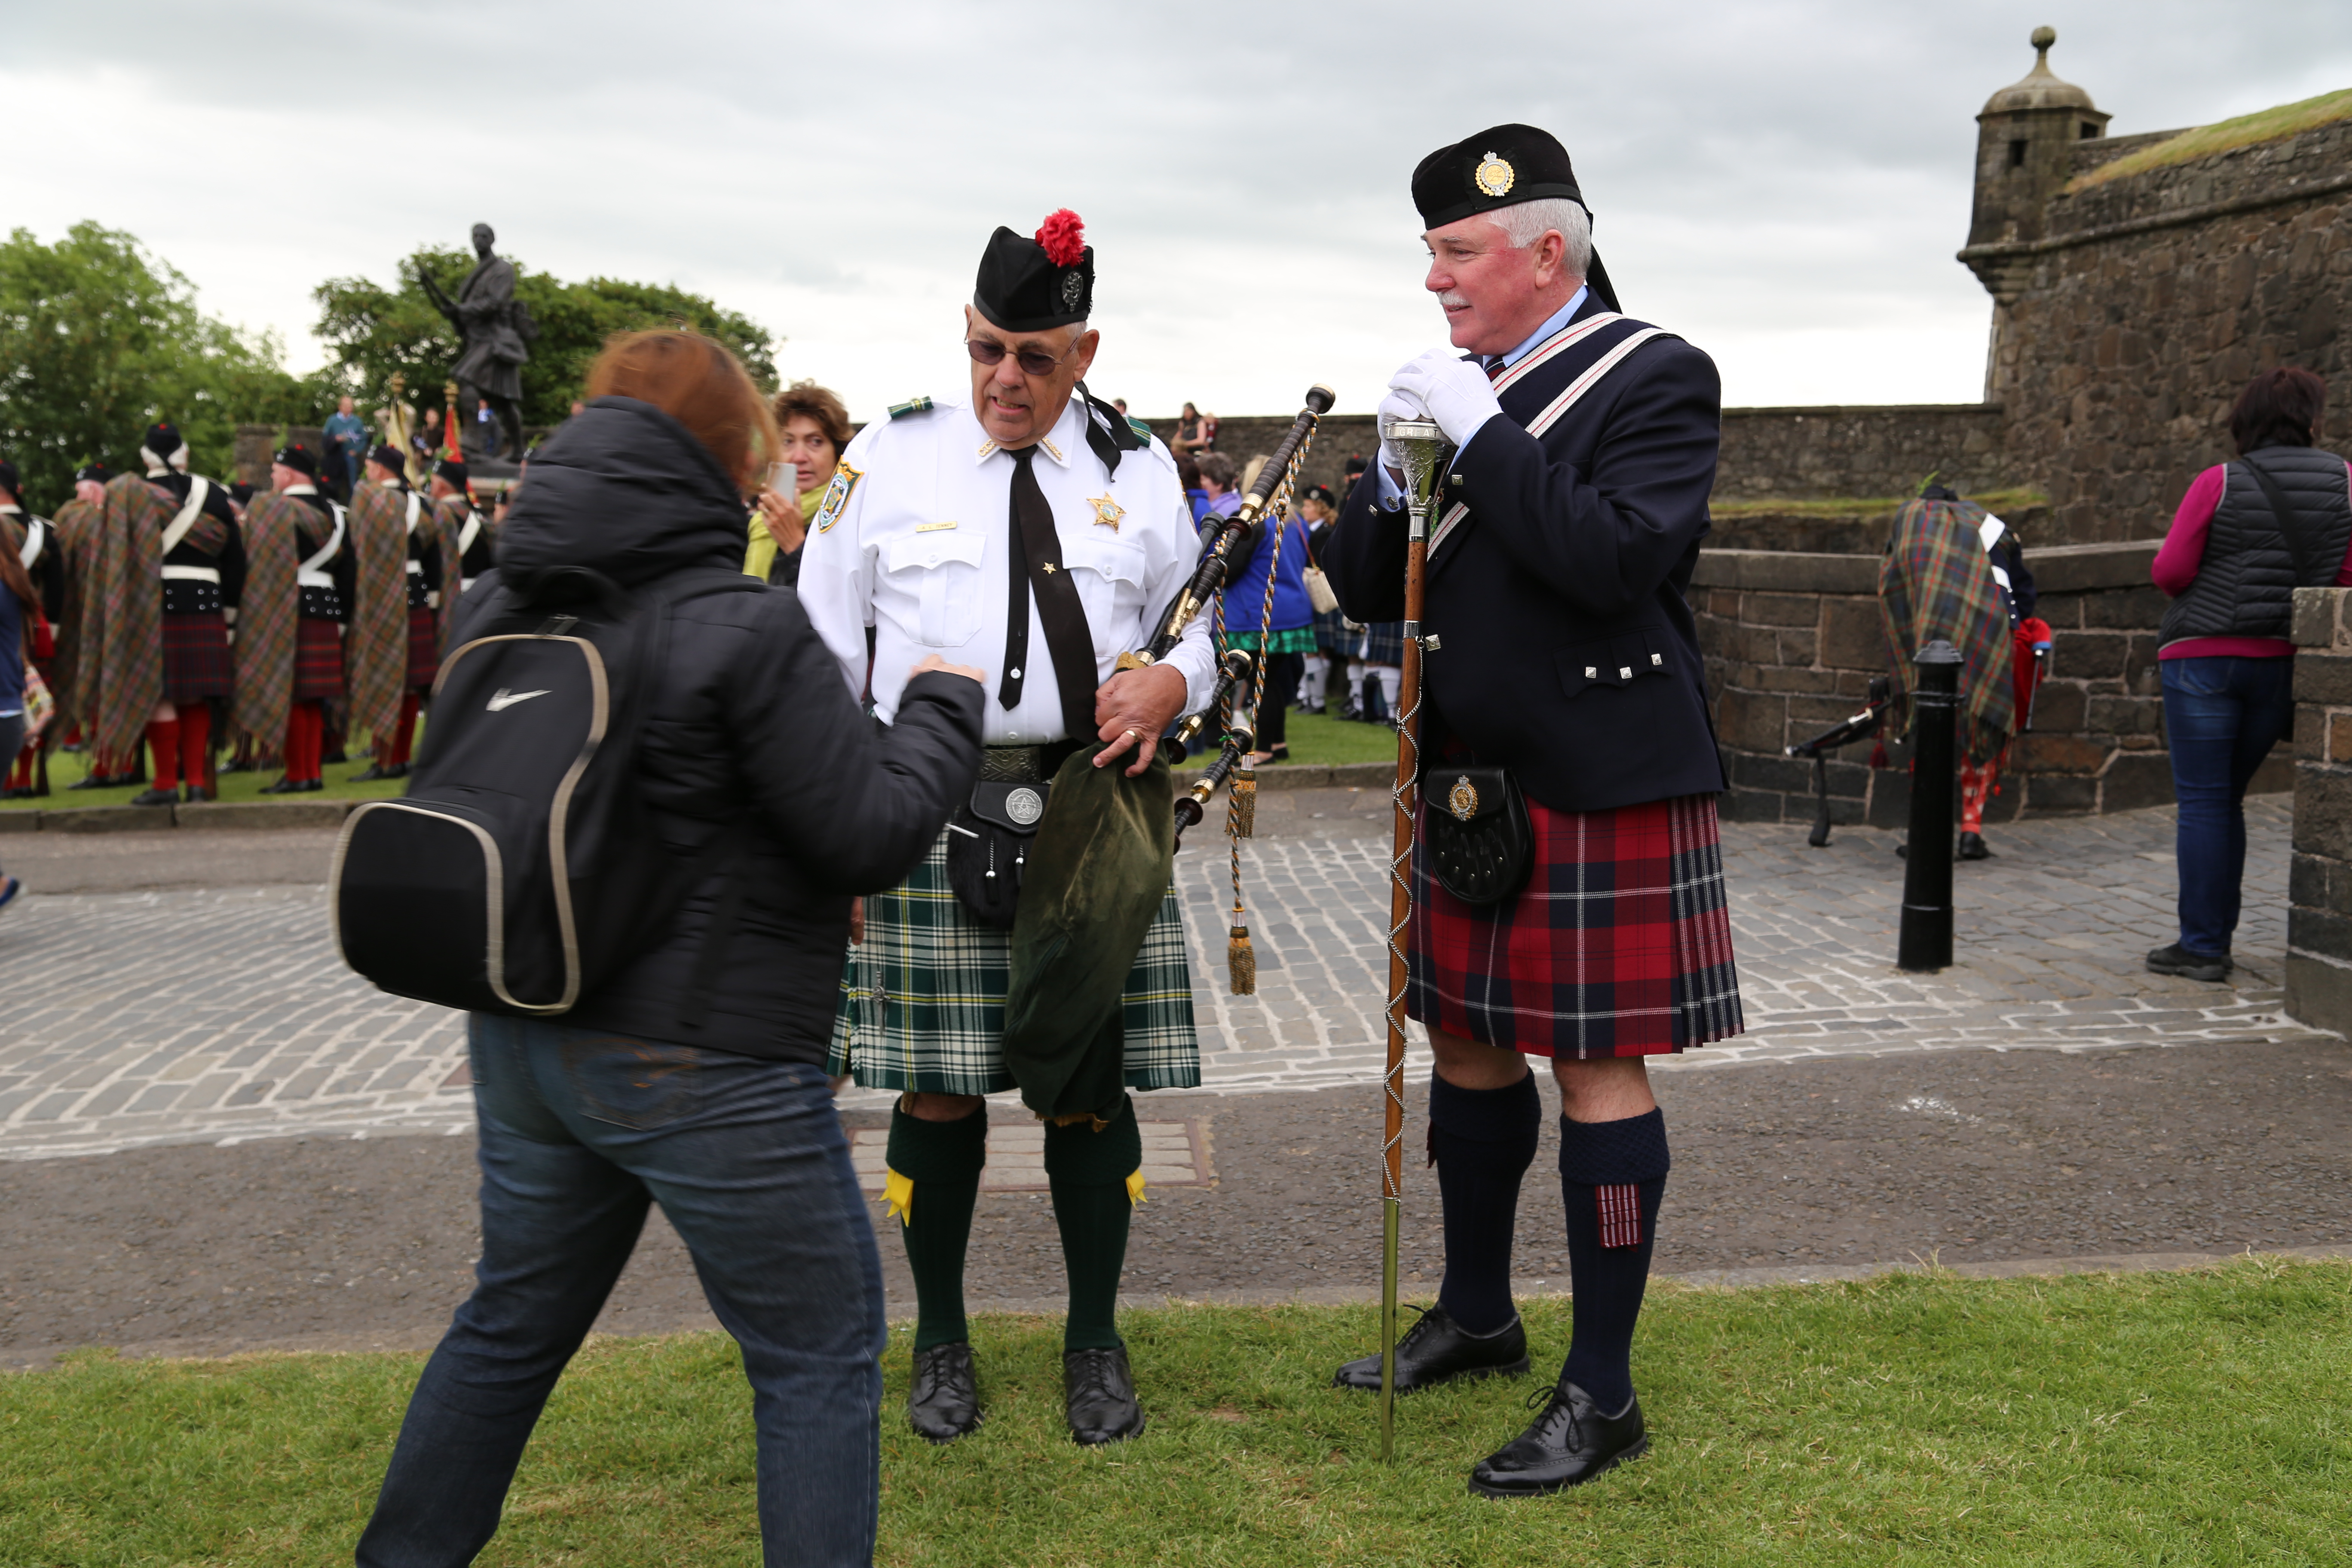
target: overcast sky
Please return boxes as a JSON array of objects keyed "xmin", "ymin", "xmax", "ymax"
[{"xmin": 9, "ymin": 0, "xmax": 2350, "ymax": 423}]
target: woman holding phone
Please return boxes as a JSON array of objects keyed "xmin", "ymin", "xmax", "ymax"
[{"xmin": 746, "ymin": 380, "xmax": 854, "ymax": 588}]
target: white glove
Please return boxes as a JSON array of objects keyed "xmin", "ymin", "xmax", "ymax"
[
  {"xmin": 1389, "ymin": 348, "xmax": 1503, "ymax": 449},
  {"xmin": 1376, "ymin": 388, "xmax": 1428, "ymax": 475}
]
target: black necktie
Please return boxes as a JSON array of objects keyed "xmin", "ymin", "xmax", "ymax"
[{"xmin": 997, "ymin": 445, "xmax": 1099, "ymax": 739}]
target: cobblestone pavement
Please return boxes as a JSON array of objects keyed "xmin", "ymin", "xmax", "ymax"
[{"xmin": 0, "ymin": 797, "xmax": 2321, "ymax": 1159}]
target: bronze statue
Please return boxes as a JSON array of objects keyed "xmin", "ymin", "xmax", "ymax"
[{"xmin": 420, "ymin": 223, "xmax": 533, "ymax": 461}]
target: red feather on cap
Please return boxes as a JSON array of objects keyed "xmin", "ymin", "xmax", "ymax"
[{"xmin": 1036, "ymin": 209, "xmax": 1086, "ymax": 268}]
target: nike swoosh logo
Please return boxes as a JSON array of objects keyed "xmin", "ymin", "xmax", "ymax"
[{"xmin": 487, "ymin": 688, "xmax": 551, "ymax": 711}]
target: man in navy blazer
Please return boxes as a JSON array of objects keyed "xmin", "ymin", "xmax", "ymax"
[{"xmin": 1325, "ymin": 124, "xmax": 1745, "ymax": 1498}]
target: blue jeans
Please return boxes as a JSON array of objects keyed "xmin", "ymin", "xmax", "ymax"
[
  {"xmin": 356, "ymin": 1018, "xmax": 885, "ymax": 1567},
  {"xmin": 2160, "ymin": 655, "xmax": 2295, "ymax": 957}
]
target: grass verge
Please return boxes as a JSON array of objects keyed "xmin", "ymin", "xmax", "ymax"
[
  {"xmin": 4, "ymin": 1260, "xmax": 2348, "ymax": 1565},
  {"xmin": 2070, "ymin": 88, "xmax": 2352, "ymax": 193},
  {"xmin": 5, "ymin": 741, "xmax": 408, "ymax": 811}
]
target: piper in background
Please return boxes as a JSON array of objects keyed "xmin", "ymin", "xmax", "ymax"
[
  {"xmin": 235, "ymin": 444, "xmax": 352, "ymax": 794},
  {"xmin": 1326, "ymin": 124, "xmax": 1744, "ymax": 1497},
  {"xmin": 349, "ymin": 444, "xmax": 432, "ymax": 781},
  {"xmin": 94, "ymin": 423, "xmax": 245, "ymax": 806},
  {"xmin": 0, "ymin": 461, "xmax": 64, "ymax": 797},
  {"xmin": 800, "ymin": 211, "xmax": 1214, "ymax": 1450},
  {"xmin": 423, "ymin": 456, "xmax": 480, "ymax": 653}
]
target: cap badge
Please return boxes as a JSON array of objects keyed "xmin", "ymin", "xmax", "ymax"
[
  {"xmin": 1473, "ymin": 152, "xmax": 1516, "ymax": 199},
  {"xmin": 1061, "ymin": 270, "xmax": 1084, "ymax": 309},
  {"xmin": 1447, "ymin": 775, "xmax": 1480, "ymax": 821},
  {"xmin": 1087, "ymin": 493, "xmax": 1124, "ymax": 531}
]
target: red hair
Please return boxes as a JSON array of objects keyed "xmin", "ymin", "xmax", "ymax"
[{"xmin": 585, "ymin": 331, "xmax": 778, "ymax": 486}]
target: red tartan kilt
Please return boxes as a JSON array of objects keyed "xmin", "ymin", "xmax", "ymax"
[
  {"xmin": 405, "ymin": 605, "xmax": 439, "ymax": 691},
  {"xmin": 294, "ymin": 616, "xmax": 346, "ymax": 701},
  {"xmin": 1407, "ymin": 790, "xmax": 1744, "ymax": 1059},
  {"xmin": 162, "ymin": 612, "xmax": 235, "ymax": 703}
]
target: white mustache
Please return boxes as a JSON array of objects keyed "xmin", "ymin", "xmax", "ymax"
[{"xmin": 1437, "ymin": 291, "xmax": 1470, "ymax": 310}]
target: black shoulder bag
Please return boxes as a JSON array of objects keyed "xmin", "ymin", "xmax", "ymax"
[{"xmin": 1423, "ymin": 766, "xmax": 1535, "ymax": 906}]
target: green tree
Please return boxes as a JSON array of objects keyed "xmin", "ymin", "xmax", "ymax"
[
  {"xmin": 312, "ymin": 248, "xmax": 777, "ymax": 433},
  {"xmin": 0, "ymin": 222, "xmax": 323, "ymax": 507}
]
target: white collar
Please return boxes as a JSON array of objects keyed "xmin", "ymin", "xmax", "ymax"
[
  {"xmin": 281, "ymin": 484, "xmax": 318, "ymax": 496},
  {"xmin": 968, "ymin": 393, "xmax": 1081, "ymax": 469},
  {"xmin": 0, "ymin": 503, "xmax": 19, "ymax": 515}
]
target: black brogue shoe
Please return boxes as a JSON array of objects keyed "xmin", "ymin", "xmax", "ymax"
[
  {"xmin": 1064, "ymin": 1344, "xmax": 1145, "ymax": 1446},
  {"xmin": 1468, "ymin": 1378, "xmax": 1649, "ymax": 1498},
  {"xmin": 907, "ymin": 1342, "xmax": 982, "ymax": 1444},
  {"xmin": 1333, "ymin": 1304, "xmax": 1530, "ymax": 1393}
]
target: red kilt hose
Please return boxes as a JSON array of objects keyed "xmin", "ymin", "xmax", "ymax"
[
  {"xmin": 294, "ymin": 617, "xmax": 345, "ymax": 701},
  {"xmin": 1407, "ymin": 790, "xmax": 1743, "ymax": 1058},
  {"xmin": 404, "ymin": 605, "xmax": 438, "ymax": 692},
  {"xmin": 162, "ymin": 612, "xmax": 235, "ymax": 704}
]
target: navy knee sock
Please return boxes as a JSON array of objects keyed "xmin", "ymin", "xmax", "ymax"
[
  {"xmin": 1558, "ymin": 1107, "xmax": 1671, "ymax": 1414},
  {"xmin": 1430, "ymin": 1070, "xmax": 1543, "ymax": 1335},
  {"xmin": 886, "ymin": 1102, "xmax": 988, "ymax": 1352}
]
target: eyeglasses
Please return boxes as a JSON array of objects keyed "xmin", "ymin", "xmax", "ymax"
[{"xmin": 965, "ymin": 336, "xmax": 1078, "ymax": 378}]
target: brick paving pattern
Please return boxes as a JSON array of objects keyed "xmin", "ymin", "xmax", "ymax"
[{"xmin": 0, "ymin": 799, "xmax": 2322, "ymax": 1159}]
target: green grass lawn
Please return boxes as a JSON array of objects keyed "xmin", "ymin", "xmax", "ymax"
[
  {"xmin": 6, "ymin": 741, "xmax": 408, "ymax": 811},
  {"xmin": 6, "ymin": 1260, "xmax": 2348, "ymax": 1565}
]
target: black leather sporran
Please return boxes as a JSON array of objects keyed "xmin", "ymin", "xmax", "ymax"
[
  {"xmin": 946, "ymin": 780, "xmax": 1051, "ymax": 928},
  {"xmin": 1424, "ymin": 766, "xmax": 1534, "ymax": 906}
]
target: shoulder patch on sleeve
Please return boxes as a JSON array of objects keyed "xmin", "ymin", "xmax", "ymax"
[
  {"xmin": 812, "ymin": 463, "xmax": 862, "ymax": 534},
  {"xmin": 887, "ymin": 396, "xmax": 935, "ymax": 420},
  {"xmin": 1124, "ymin": 414, "xmax": 1155, "ymax": 442}
]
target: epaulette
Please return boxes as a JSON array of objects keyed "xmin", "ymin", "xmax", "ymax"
[
  {"xmin": 888, "ymin": 396, "xmax": 935, "ymax": 420},
  {"xmin": 1124, "ymin": 415, "xmax": 1156, "ymax": 443}
]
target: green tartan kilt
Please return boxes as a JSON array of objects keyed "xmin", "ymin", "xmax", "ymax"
[{"xmin": 828, "ymin": 831, "xmax": 1201, "ymax": 1096}]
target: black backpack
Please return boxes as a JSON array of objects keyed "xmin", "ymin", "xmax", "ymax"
[{"xmin": 332, "ymin": 565, "xmax": 763, "ymax": 1020}]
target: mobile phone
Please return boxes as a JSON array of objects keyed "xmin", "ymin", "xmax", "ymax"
[{"xmin": 766, "ymin": 461, "xmax": 796, "ymax": 496}]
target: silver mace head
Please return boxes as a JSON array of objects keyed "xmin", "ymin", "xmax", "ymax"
[{"xmin": 1382, "ymin": 416, "xmax": 1453, "ymax": 514}]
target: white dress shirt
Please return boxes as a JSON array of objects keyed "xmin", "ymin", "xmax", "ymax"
[{"xmin": 799, "ymin": 391, "xmax": 1215, "ymax": 744}]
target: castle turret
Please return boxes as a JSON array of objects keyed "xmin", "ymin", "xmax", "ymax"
[{"xmin": 1964, "ymin": 27, "xmax": 2110, "ymax": 302}]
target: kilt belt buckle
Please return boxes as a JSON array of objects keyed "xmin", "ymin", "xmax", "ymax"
[{"xmin": 979, "ymin": 744, "xmax": 1049, "ymax": 782}]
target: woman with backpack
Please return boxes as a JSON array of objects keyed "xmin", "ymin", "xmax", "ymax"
[
  {"xmin": 2147, "ymin": 366, "xmax": 2352, "ymax": 983},
  {"xmin": 355, "ymin": 331, "xmax": 984, "ymax": 1568}
]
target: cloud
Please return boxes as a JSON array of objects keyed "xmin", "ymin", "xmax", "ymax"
[{"xmin": 5, "ymin": 0, "xmax": 2348, "ymax": 420}]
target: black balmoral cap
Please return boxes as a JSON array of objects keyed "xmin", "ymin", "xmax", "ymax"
[
  {"xmin": 1412, "ymin": 122, "xmax": 1618, "ymax": 311},
  {"xmin": 75, "ymin": 462, "xmax": 113, "ymax": 485},
  {"xmin": 435, "ymin": 456, "xmax": 469, "ymax": 489},
  {"xmin": 142, "ymin": 421, "xmax": 185, "ymax": 458},
  {"xmin": 273, "ymin": 443, "xmax": 318, "ymax": 479},
  {"xmin": 368, "ymin": 443, "xmax": 407, "ymax": 476},
  {"xmin": 0, "ymin": 460, "xmax": 18, "ymax": 499},
  {"xmin": 973, "ymin": 209, "xmax": 1093, "ymax": 334}
]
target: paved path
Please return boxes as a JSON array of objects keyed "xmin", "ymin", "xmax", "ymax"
[{"xmin": 0, "ymin": 796, "xmax": 2321, "ymax": 1159}]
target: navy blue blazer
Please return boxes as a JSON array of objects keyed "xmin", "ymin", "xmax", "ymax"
[{"xmin": 1325, "ymin": 294, "xmax": 1727, "ymax": 814}]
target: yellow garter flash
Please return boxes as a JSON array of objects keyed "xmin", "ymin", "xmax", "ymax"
[
  {"xmin": 882, "ymin": 1166, "xmax": 914, "ymax": 1226},
  {"xmin": 1125, "ymin": 1169, "xmax": 1148, "ymax": 1207}
]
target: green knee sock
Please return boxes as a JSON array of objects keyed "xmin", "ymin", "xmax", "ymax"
[
  {"xmin": 1045, "ymin": 1096, "xmax": 1144, "ymax": 1353},
  {"xmin": 886, "ymin": 1102, "xmax": 987, "ymax": 1352}
]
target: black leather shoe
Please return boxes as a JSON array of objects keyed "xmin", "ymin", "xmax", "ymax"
[
  {"xmin": 260, "ymin": 777, "xmax": 298, "ymax": 795},
  {"xmin": 1957, "ymin": 832, "xmax": 1994, "ymax": 861},
  {"xmin": 2147, "ymin": 942, "xmax": 2231, "ymax": 982},
  {"xmin": 1469, "ymin": 1378, "xmax": 1648, "ymax": 1498},
  {"xmin": 216, "ymin": 758, "xmax": 253, "ymax": 775},
  {"xmin": 1064, "ymin": 1344, "xmax": 1145, "ymax": 1446},
  {"xmin": 129, "ymin": 787, "xmax": 177, "ymax": 808},
  {"xmin": 907, "ymin": 1342, "xmax": 982, "ymax": 1444},
  {"xmin": 67, "ymin": 773, "xmax": 115, "ymax": 791},
  {"xmin": 349, "ymin": 764, "xmax": 392, "ymax": 782},
  {"xmin": 386, "ymin": 762, "xmax": 410, "ymax": 778},
  {"xmin": 1334, "ymin": 1304, "xmax": 1529, "ymax": 1394},
  {"xmin": 299, "ymin": 778, "xmax": 324, "ymax": 793}
]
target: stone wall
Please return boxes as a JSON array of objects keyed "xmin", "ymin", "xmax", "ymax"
[
  {"xmin": 2287, "ymin": 585, "xmax": 2352, "ymax": 1033},
  {"xmin": 1697, "ymin": 538, "xmax": 2290, "ymax": 828},
  {"xmin": 1965, "ymin": 114, "xmax": 2352, "ymax": 544},
  {"xmin": 1712, "ymin": 404, "xmax": 2010, "ymax": 502}
]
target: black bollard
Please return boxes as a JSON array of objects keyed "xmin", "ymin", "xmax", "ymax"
[{"xmin": 1897, "ymin": 639, "xmax": 1963, "ymax": 972}]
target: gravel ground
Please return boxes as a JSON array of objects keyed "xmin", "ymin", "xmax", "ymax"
[{"xmin": 7, "ymin": 1035, "xmax": 2347, "ymax": 1369}]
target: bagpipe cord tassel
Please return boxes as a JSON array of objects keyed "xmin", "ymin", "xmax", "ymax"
[
  {"xmin": 1230, "ymin": 761, "xmax": 1256, "ymax": 838},
  {"xmin": 1228, "ymin": 910, "xmax": 1257, "ymax": 996}
]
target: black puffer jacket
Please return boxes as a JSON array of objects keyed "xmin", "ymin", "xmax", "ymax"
[{"xmin": 481, "ymin": 396, "xmax": 981, "ymax": 1062}]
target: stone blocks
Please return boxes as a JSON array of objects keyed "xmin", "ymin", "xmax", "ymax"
[{"xmin": 2285, "ymin": 587, "xmax": 2352, "ymax": 1035}]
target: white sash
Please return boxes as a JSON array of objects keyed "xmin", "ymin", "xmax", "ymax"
[
  {"xmin": 298, "ymin": 504, "xmax": 348, "ymax": 589},
  {"xmin": 160, "ymin": 476, "xmax": 212, "ymax": 555},
  {"xmin": 18, "ymin": 515, "xmax": 46, "ymax": 571},
  {"xmin": 1430, "ymin": 325, "xmax": 1672, "ymax": 558}
]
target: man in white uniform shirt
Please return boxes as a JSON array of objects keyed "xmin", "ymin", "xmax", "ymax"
[{"xmin": 799, "ymin": 210, "xmax": 1213, "ymax": 1450}]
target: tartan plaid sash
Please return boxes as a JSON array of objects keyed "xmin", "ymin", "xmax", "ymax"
[
  {"xmin": 343, "ymin": 482, "xmax": 411, "ymax": 749},
  {"xmin": 1878, "ymin": 498, "xmax": 2018, "ymax": 763},
  {"xmin": 90, "ymin": 476, "xmax": 168, "ymax": 767},
  {"xmin": 44, "ymin": 499, "xmax": 100, "ymax": 732},
  {"xmin": 231, "ymin": 492, "xmax": 310, "ymax": 762},
  {"xmin": 428, "ymin": 496, "xmax": 470, "ymax": 654}
]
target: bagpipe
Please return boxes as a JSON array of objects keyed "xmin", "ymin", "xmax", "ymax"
[
  {"xmin": 1784, "ymin": 675, "xmax": 1893, "ymax": 848},
  {"xmin": 1111, "ymin": 385, "xmax": 1334, "ymax": 997}
]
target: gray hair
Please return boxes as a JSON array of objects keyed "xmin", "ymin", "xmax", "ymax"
[{"xmin": 1491, "ymin": 198, "xmax": 1591, "ymax": 278}]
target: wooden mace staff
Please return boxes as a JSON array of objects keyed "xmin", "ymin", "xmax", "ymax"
[{"xmin": 1377, "ymin": 417, "xmax": 1452, "ymax": 1462}]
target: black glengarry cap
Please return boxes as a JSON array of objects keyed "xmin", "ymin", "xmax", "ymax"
[
  {"xmin": 974, "ymin": 209, "xmax": 1093, "ymax": 333},
  {"xmin": 1412, "ymin": 122, "xmax": 1617, "ymax": 310},
  {"xmin": 273, "ymin": 444, "xmax": 318, "ymax": 479}
]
